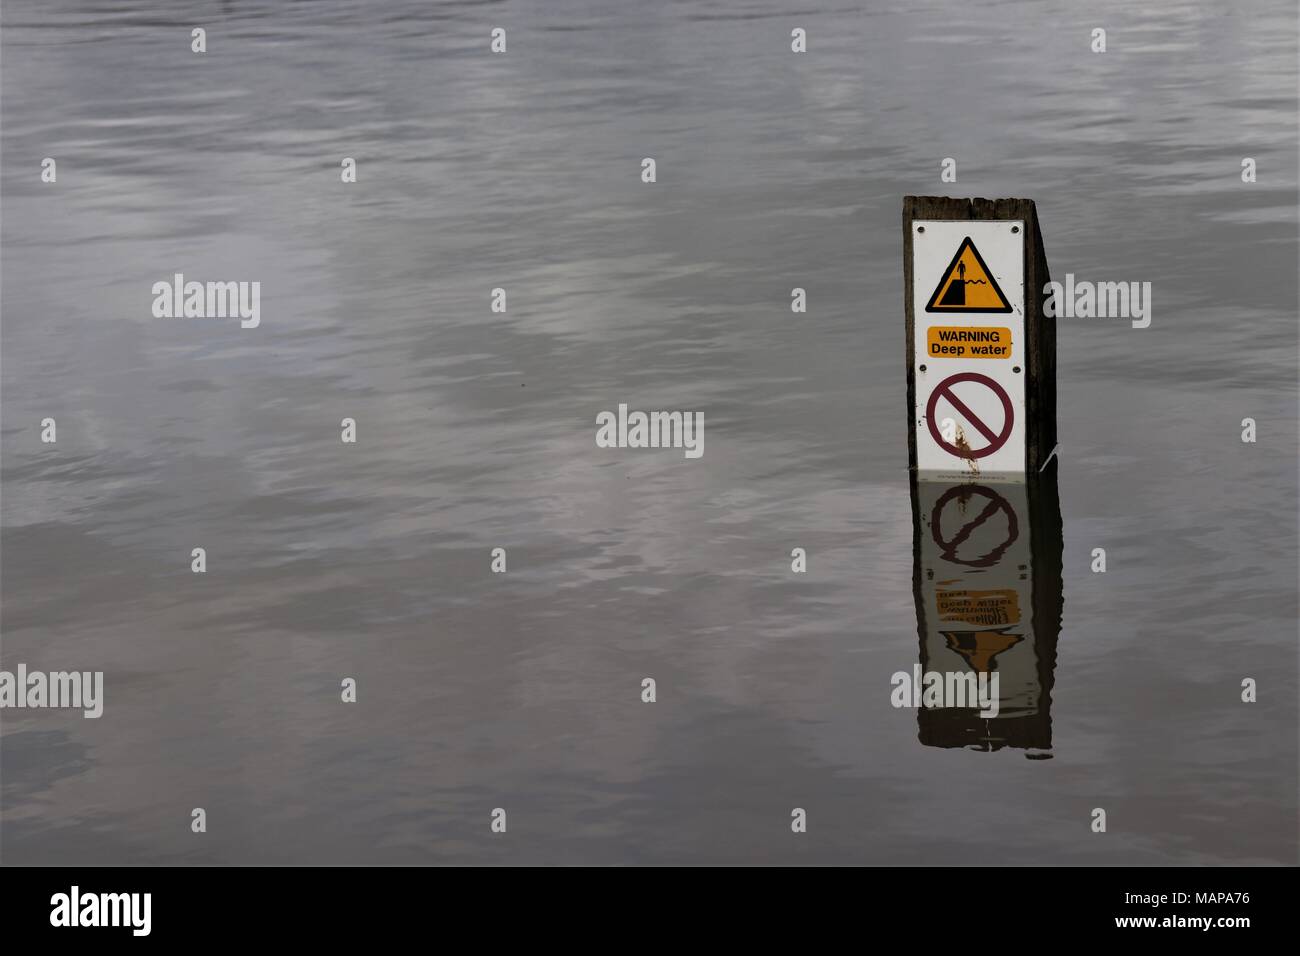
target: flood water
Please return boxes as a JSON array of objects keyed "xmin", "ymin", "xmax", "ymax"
[{"xmin": 2, "ymin": 0, "xmax": 1297, "ymax": 864}]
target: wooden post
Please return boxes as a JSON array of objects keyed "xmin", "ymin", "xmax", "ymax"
[{"xmin": 902, "ymin": 196, "xmax": 1056, "ymax": 477}]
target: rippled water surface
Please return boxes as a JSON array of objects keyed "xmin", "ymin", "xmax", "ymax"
[{"xmin": 2, "ymin": 0, "xmax": 1297, "ymax": 863}]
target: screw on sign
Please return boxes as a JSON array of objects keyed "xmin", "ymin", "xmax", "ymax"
[
  {"xmin": 930, "ymin": 483, "xmax": 1019, "ymax": 568},
  {"xmin": 925, "ymin": 371, "xmax": 1014, "ymax": 460}
]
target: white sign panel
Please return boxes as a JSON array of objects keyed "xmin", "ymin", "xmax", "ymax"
[{"xmin": 912, "ymin": 220, "xmax": 1025, "ymax": 479}]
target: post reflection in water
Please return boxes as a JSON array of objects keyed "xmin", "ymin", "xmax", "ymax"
[{"xmin": 908, "ymin": 471, "xmax": 1064, "ymax": 756}]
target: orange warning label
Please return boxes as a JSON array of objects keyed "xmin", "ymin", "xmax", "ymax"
[
  {"xmin": 925, "ymin": 237, "xmax": 1013, "ymax": 313},
  {"xmin": 927, "ymin": 326, "xmax": 1012, "ymax": 358},
  {"xmin": 935, "ymin": 588, "xmax": 1021, "ymax": 627}
]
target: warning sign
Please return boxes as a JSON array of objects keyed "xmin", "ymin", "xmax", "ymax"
[
  {"xmin": 925, "ymin": 372, "xmax": 1014, "ymax": 461},
  {"xmin": 927, "ymin": 326, "xmax": 1012, "ymax": 359},
  {"xmin": 912, "ymin": 220, "xmax": 1025, "ymax": 477},
  {"xmin": 925, "ymin": 236, "xmax": 1012, "ymax": 313}
]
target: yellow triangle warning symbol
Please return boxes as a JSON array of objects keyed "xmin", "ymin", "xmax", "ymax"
[{"xmin": 925, "ymin": 236, "xmax": 1013, "ymax": 313}]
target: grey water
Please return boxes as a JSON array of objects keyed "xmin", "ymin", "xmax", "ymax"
[{"xmin": 1, "ymin": 0, "xmax": 1296, "ymax": 864}]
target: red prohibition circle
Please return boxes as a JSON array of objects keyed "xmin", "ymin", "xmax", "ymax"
[{"xmin": 925, "ymin": 372, "xmax": 1014, "ymax": 460}]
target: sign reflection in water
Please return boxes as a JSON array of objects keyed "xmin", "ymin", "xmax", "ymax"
[{"xmin": 909, "ymin": 472, "xmax": 1064, "ymax": 756}]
